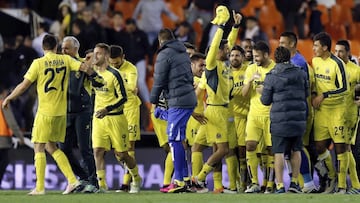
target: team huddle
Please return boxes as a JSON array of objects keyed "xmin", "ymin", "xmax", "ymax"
[{"xmin": 2, "ymin": 5, "xmax": 360, "ymax": 195}]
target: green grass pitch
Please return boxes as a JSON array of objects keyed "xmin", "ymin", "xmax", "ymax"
[{"xmin": 0, "ymin": 190, "xmax": 358, "ymax": 203}]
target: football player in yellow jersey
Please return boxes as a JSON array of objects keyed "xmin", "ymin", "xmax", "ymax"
[
  {"xmin": 311, "ymin": 32, "xmax": 349, "ymax": 194},
  {"xmin": 240, "ymin": 38, "xmax": 255, "ymax": 67},
  {"xmin": 2, "ymin": 34, "xmax": 97, "ymax": 195},
  {"xmin": 334, "ymin": 40, "xmax": 360, "ymax": 194},
  {"xmin": 192, "ymin": 6, "xmax": 242, "ymax": 193},
  {"xmin": 186, "ymin": 53, "xmax": 206, "ymax": 146},
  {"xmin": 279, "ymin": 31, "xmax": 317, "ymax": 193},
  {"xmin": 91, "ymin": 43, "xmax": 141, "ymax": 193},
  {"xmin": 242, "ymin": 41, "xmax": 276, "ymax": 193},
  {"xmin": 108, "ymin": 45, "xmax": 142, "ymax": 192},
  {"xmin": 230, "ymin": 45, "xmax": 249, "ymax": 192}
]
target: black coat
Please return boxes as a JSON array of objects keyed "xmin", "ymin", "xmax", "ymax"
[
  {"xmin": 261, "ymin": 62, "xmax": 308, "ymax": 137},
  {"xmin": 150, "ymin": 39, "xmax": 197, "ymax": 109}
]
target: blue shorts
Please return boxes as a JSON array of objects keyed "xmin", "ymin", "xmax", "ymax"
[{"xmin": 167, "ymin": 108, "xmax": 193, "ymax": 141}]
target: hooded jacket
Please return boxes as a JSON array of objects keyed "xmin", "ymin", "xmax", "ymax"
[
  {"xmin": 261, "ymin": 62, "xmax": 308, "ymax": 137},
  {"xmin": 150, "ymin": 39, "xmax": 197, "ymax": 108}
]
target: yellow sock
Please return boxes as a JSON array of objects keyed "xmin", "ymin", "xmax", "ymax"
[
  {"xmin": 164, "ymin": 152, "xmax": 174, "ymax": 185},
  {"xmin": 348, "ymin": 151, "xmax": 360, "ymax": 189},
  {"xmin": 239, "ymin": 158, "xmax": 247, "ymax": 187},
  {"xmin": 52, "ymin": 149, "xmax": 77, "ymax": 184},
  {"xmin": 247, "ymin": 151, "xmax": 259, "ymax": 184},
  {"xmin": 197, "ymin": 163, "xmax": 213, "ymax": 181},
  {"xmin": 123, "ymin": 173, "xmax": 131, "ymax": 185},
  {"xmin": 128, "ymin": 165, "xmax": 141, "ymax": 182},
  {"xmin": 298, "ymin": 174, "xmax": 304, "ymax": 188},
  {"xmin": 266, "ymin": 155, "xmax": 274, "ymax": 188},
  {"xmin": 174, "ymin": 179, "xmax": 185, "ymax": 187},
  {"xmin": 337, "ymin": 152, "xmax": 349, "ymax": 189},
  {"xmin": 122, "ymin": 151, "xmax": 135, "ymax": 185},
  {"xmin": 276, "ymin": 182, "xmax": 284, "ymax": 190},
  {"xmin": 291, "ymin": 177, "xmax": 299, "ymax": 184},
  {"xmin": 96, "ymin": 170, "xmax": 107, "ymax": 189},
  {"xmin": 320, "ymin": 150, "xmax": 336, "ymax": 179},
  {"xmin": 225, "ymin": 155, "xmax": 237, "ymax": 190},
  {"xmin": 34, "ymin": 152, "xmax": 46, "ymax": 191},
  {"xmin": 213, "ymin": 171, "xmax": 223, "ymax": 190},
  {"xmin": 191, "ymin": 151, "xmax": 203, "ymax": 177}
]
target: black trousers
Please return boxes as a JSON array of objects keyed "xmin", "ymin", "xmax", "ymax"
[{"xmin": 59, "ymin": 111, "xmax": 97, "ymax": 186}]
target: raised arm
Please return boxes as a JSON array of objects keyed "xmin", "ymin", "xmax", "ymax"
[{"xmin": 227, "ymin": 11, "xmax": 242, "ymax": 50}]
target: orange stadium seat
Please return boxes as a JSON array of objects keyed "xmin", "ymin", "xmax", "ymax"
[
  {"xmin": 330, "ymin": 4, "xmax": 353, "ymax": 26},
  {"xmin": 258, "ymin": 6, "xmax": 283, "ymax": 39},
  {"xmin": 297, "ymin": 40, "xmax": 314, "ymax": 64},
  {"xmin": 349, "ymin": 23, "xmax": 360, "ymax": 40},
  {"xmin": 192, "ymin": 20, "xmax": 203, "ymax": 49},
  {"xmin": 241, "ymin": 6, "xmax": 256, "ymax": 17},
  {"xmin": 162, "ymin": 2, "xmax": 185, "ymax": 29},
  {"xmin": 317, "ymin": 4, "xmax": 329, "ymax": 26},
  {"xmin": 265, "ymin": 0, "xmax": 276, "ymax": 10},
  {"xmin": 325, "ymin": 24, "xmax": 347, "ymax": 41},
  {"xmin": 241, "ymin": 0, "xmax": 265, "ymax": 17},
  {"xmin": 336, "ymin": 0, "xmax": 354, "ymax": 8},
  {"xmin": 166, "ymin": 0, "xmax": 188, "ymax": 8},
  {"xmin": 246, "ymin": 0, "xmax": 265, "ymax": 9},
  {"xmin": 349, "ymin": 40, "xmax": 360, "ymax": 58},
  {"xmin": 114, "ymin": 1, "xmax": 136, "ymax": 20}
]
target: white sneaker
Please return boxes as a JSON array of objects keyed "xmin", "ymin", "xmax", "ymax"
[
  {"xmin": 62, "ymin": 181, "xmax": 81, "ymax": 195},
  {"xmin": 192, "ymin": 176, "xmax": 209, "ymax": 193},
  {"xmin": 129, "ymin": 178, "xmax": 142, "ymax": 193},
  {"xmin": 245, "ymin": 184, "xmax": 261, "ymax": 193},
  {"xmin": 302, "ymin": 184, "xmax": 319, "ymax": 193},
  {"xmin": 28, "ymin": 188, "xmax": 45, "ymax": 195},
  {"xmin": 334, "ymin": 189, "xmax": 346, "ymax": 194},
  {"xmin": 223, "ymin": 188, "xmax": 238, "ymax": 194}
]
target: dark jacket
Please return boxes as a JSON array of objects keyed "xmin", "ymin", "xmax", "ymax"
[
  {"xmin": 150, "ymin": 39, "xmax": 197, "ymax": 108},
  {"xmin": 68, "ymin": 71, "xmax": 92, "ymax": 114},
  {"xmin": 260, "ymin": 62, "xmax": 308, "ymax": 137}
]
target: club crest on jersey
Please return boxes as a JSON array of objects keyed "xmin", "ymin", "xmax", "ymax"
[
  {"xmin": 216, "ymin": 133, "xmax": 222, "ymax": 139},
  {"xmin": 325, "ymin": 68, "xmax": 330, "ymax": 74},
  {"xmin": 75, "ymin": 71, "xmax": 81, "ymax": 78},
  {"xmin": 239, "ymin": 75, "xmax": 245, "ymax": 80}
]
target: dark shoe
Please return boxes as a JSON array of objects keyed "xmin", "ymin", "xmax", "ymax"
[
  {"xmin": 288, "ymin": 182, "xmax": 302, "ymax": 193},
  {"xmin": 82, "ymin": 184, "xmax": 98, "ymax": 193},
  {"xmin": 275, "ymin": 187, "xmax": 285, "ymax": 194}
]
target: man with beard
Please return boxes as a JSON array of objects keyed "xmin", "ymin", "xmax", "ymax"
[
  {"xmin": 242, "ymin": 41, "xmax": 276, "ymax": 193},
  {"xmin": 191, "ymin": 6, "xmax": 242, "ymax": 193},
  {"xmin": 230, "ymin": 45, "xmax": 250, "ymax": 192},
  {"xmin": 91, "ymin": 43, "xmax": 142, "ymax": 193}
]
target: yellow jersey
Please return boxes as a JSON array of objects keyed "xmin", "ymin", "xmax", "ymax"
[
  {"xmin": 93, "ymin": 66, "xmax": 127, "ymax": 114},
  {"xmin": 312, "ymin": 54, "xmax": 349, "ymax": 107},
  {"xmin": 244, "ymin": 60, "xmax": 276, "ymax": 116},
  {"xmin": 345, "ymin": 61, "xmax": 360, "ymax": 115},
  {"xmin": 25, "ymin": 52, "xmax": 81, "ymax": 116},
  {"xmin": 115, "ymin": 60, "xmax": 141, "ymax": 109},
  {"xmin": 204, "ymin": 27, "xmax": 238, "ymax": 106},
  {"xmin": 232, "ymin": 64, "xmax": 250, "ymax": 117}
]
